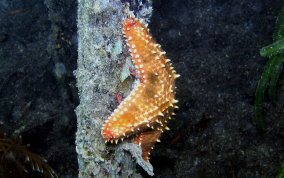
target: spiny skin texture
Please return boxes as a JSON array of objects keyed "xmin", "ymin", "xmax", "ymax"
[{"xmin": 101, "ymin": 17, "xmax": 179, "ymax": 161}]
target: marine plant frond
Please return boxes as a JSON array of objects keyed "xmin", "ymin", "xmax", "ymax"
[
  {"xmin": 0, "ymin": 133, "xmax": 58, "ymax": 178},
  {"xmin": 260, "ymin": 39, "xmax": 284, "ymax": 57},
  {"xmin": 274, "ymin": 5, "xmax": 284, "ymax": 41},
  {"xmin": 276, "ymin": 163, "xmax": 284, "ymax": 178},
  {"xmin": 25, "ymin": 151, "xmax": 57, "ymax": 177},
  {"xmin": 255, "ymin": 4, "xmax": 284, "ymax": 130}
]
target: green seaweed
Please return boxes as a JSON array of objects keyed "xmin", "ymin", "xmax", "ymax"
[
  {"xmin": 274, "ymin": 5, "xmax": 284, "ymax": 41},
  {"xmin": 277, "ymin": 163, "xmax": 284, "ymax": 178},
  {"xmin": 255, "ymin": 5, "xmax": 284, "ymax": 130},
  {"xmin": 260, "ymin": 39, "xmax": 284, "ymax": 57}
]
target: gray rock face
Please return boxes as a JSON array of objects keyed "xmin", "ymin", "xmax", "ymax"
[{"xmin": 0, "ymin": 0, "xmax": 78, "ymax": 177}]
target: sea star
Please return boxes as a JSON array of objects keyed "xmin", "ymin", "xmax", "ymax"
[{"xmin": 101, "ymin": 17, "xmax": 180, "ymax": 161}]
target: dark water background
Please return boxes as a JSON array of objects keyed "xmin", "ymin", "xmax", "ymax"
[{"xmin": 0, "ymin": 0, "xmax": 283, "ymax": 177}]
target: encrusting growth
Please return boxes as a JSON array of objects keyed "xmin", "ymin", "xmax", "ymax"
[{"xmin": 101, "ymin": 17, "xmax": 180, "ymax": 161}]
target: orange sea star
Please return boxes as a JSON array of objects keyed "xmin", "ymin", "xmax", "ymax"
[{"xmin": 101, "ymin": 17, "xmax": 180, "ymax": 161}]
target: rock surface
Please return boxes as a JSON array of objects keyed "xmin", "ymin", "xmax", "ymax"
[{"xmin": 147, "ymin": 0, "xmax": 284, "ymax": 177}]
